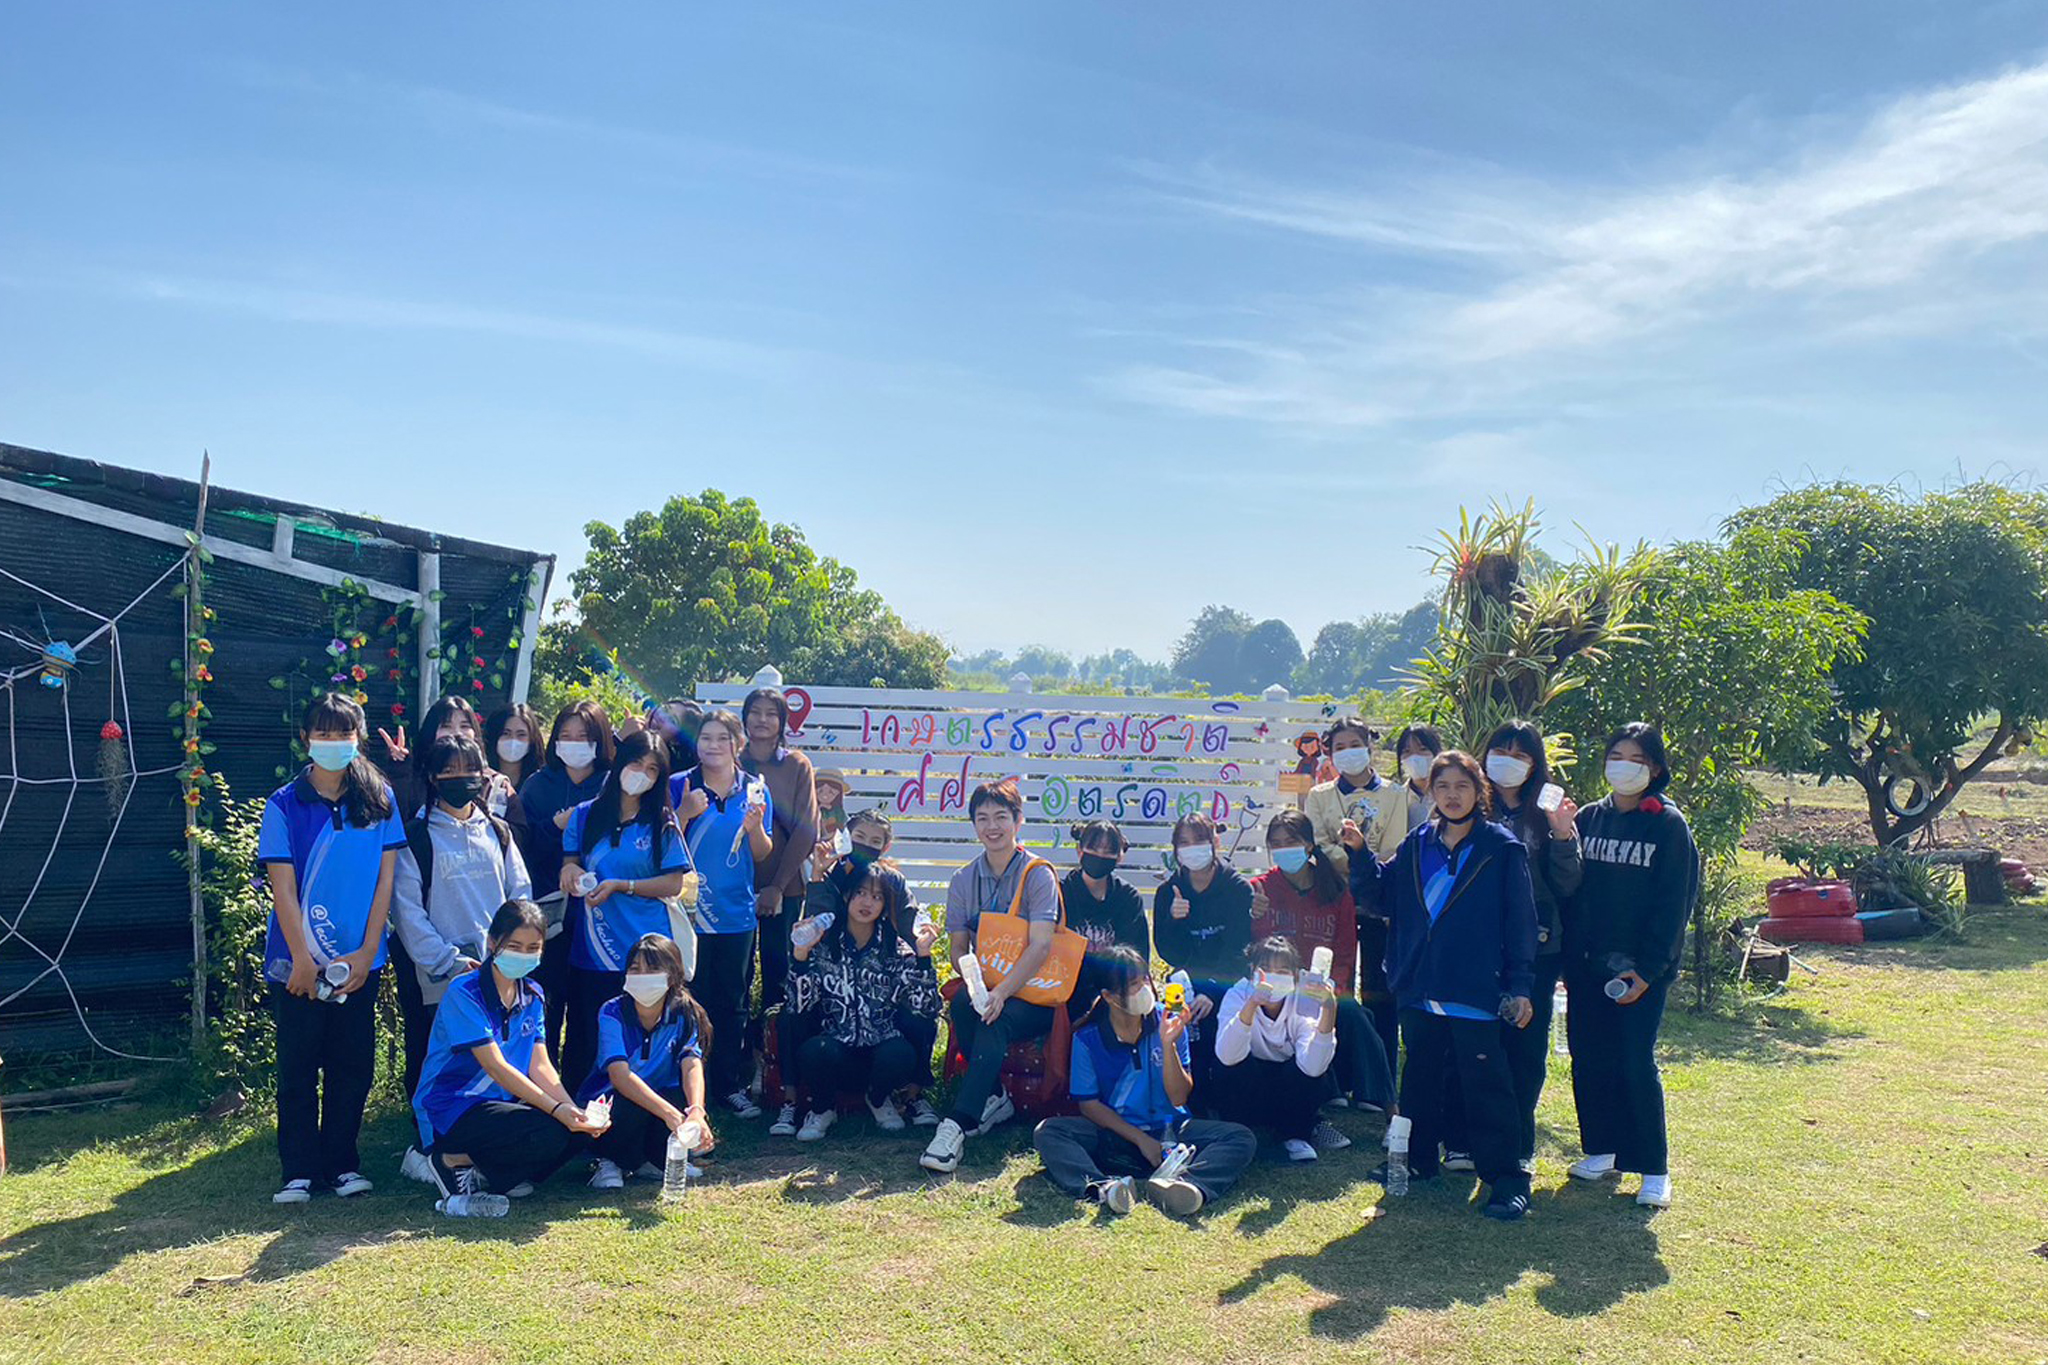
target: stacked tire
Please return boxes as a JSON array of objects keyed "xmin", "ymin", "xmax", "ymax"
[{"xmin": 1758, "ymin": 878, "xmax": 1865, "ymax": 945}]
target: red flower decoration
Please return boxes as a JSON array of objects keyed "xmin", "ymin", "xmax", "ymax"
[
  {"xmin": 384, "ymin": 616, "xmax": 398, "ymax": 630},
  {"xmin": 349, "ymin": 665, "xmax": 368, "ymax": 683},
  {"xmin": 472, "ymin": 680, "xmax": 485, "ymax": 692},
  {"xmin": 388, "ymin": 647, "xmax": 400, "ymax": 660},
  {"xmin": 472, "ymin": 656, "xmax": 486, "ymax": 668},
  {"xmin": 391, "ymin": 702, "xmax": 406, "ymax": 717},
  {"xmin": 193, "ymin": 665, "xmax": 214, "ymax": 683},
  {"xmin": 471, "ymin": 625, "xmax": 485, "ymax": 638},
  {"xmin": 388, "ymin": 668, "xmax": 402, "ymax": 681},
  {"xmin": 101, "ymin": 720, "xmax": 124, "ymax": 741}
]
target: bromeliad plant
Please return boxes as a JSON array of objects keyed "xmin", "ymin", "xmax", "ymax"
[{"xmin": 1402, "ymin": 501, "xmax": 1656, "ymax": 772}]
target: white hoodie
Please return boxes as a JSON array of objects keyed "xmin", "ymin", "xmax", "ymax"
[{"xmin": 1214, "ymin": 978, "xmax": 1337, "ymax": 1076}]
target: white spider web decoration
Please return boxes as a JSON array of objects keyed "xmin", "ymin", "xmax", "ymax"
[{"xmin": 0, "ymin": 555, "xmax": 190, "ymax": 1062}]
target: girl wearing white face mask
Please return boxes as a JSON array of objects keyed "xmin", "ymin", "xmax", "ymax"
[
  {"xmin": 580, "ymin": 933, "xmax": 713, "ymax": 1188},
  {"xmin": 414, "ymin": 899, "xmax": 607, "ymax": 1214},
  {"xmin": 558, "ymin": 731, "xmax": 693, "ymax": 1091},
  {"xmin": 517, "ymin": 701, "xmax": 615, "ymax": 1062},
  {"xmin": 485, "ymin": 702, "xmax": 547, "ymax": 797},
  {"xmin": 1212, "ymin": 936, "xmax": 1341, "ymax": 1161},
  {"xmin": 1392, "ymin": 724, "xmax": 1445, "ymax": 832},
  {"xmin": 1433, "ymin": 721, "xmax": 1583, "ymax": 1175},
  {"xmin": 1563, "ymin": 722, "xmax": 1696, "ymax": 1210}
]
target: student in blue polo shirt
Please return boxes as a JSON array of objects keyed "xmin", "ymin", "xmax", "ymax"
[
  {"xmin": 1031, "ymin": 945, "xmax": 1258, "ymax": 1217},
  {"xmin": 414, "ymin": 900, "xmax": 607, "ymax": 1215},
  {"xmin": 558, "ymin": 730, "xmax": 693, "ymax": 1090},
  {"xmin": 257, "ymin": 692, "xmax": 406, "ymax": 1206},
  {"xmin": 669, "ymin": 708, "xmax": 773, "ymax": 1120},
  {"xmin": 578, "ymin": 932, "xmax": 714, "ymax": 1188},
  {"xmin": 1349, "ymin": 749, "xmax": 1539, "ymax": 1222}
]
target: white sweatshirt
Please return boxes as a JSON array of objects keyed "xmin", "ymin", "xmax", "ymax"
[{"xmin": 1213, "ymin": 978, "xmax": 1337, "ymax": 1076}]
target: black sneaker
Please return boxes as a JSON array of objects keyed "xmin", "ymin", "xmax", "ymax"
[{"xmin": 1483, "ymin": 1189, "xmax": 1530, "ymax": 1221}]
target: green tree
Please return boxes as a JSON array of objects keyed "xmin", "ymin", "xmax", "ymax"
[
  {"xmin": 1240, "ymin": 618, "xmax": 1305, "ymax": 692},
  {"xmin": 1171, "ymin": 605, "xmax": 1255, "ymax": 692},
  {"xmin": 1404, "ymin": 502, "xmax": 1656, "ymax": 764},
  {"xmin": 1296, "ymin": 619, "xmax": 1374, "ymax": 695},
  {"xmin": 1728, "ymin": 482, "xmax": 2048, "ymax": 845},
  {"xmin": 1549, "ymin": 528, "xmax": 1867, "ymax": 861},
  {"xmin": 1012, "ymin": 645, "xmax": 1075, "ymax": 681},
  {"xmin": 540, "ymin": 490, "xmax": 949, "ymax": 697}
]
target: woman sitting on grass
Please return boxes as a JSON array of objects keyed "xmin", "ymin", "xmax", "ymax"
[
  {"xmin": 412, "ymin": 900, "xmax": 606, "ymax": 1216},
  {"xmin": 1212, "ymin": 936, "xmax": 1341, "ymax": 1162},
  {"xmin": 578, "ymin": 933, "xmax": 715, "ymax": 1190}
]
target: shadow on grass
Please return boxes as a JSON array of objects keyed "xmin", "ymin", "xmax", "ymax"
[
  {"xmin": 1220, "ymin": 1178, "xmax": 1669, "ymax": 1336},
  {"xmin": 0, "ymin": 1109, "xmax": 574, "ymax": 1299},
  {"xmin": 1655, "ymin": 993, "xmax": 1860, "ymax": 1069}
]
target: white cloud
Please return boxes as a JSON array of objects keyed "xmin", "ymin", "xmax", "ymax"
[{"xmin": 1111, "ymin": 58, "xmax": 2048, "ymax": 428}]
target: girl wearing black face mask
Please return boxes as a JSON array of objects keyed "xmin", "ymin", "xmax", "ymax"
[
  {"xmin": 1060, "ymin": 821, "xmax": 1151, "ymax": 1023},
  {"xmin": 391, "ymin": 735, "xmax": 535, "ymax": 1100}
]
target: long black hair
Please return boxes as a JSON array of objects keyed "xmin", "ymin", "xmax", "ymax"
[
  {"xmin": 413, "ymin": 695, "xmax": 486, "ymax": 793},
  {"xmin": 300, "ymin": 692, "xmax": 393, "ymax": 827},
  {"xmin": 579, "ymin": 729, "xmax": 676, "ymax": 863},
  {"xmin": 625, "ymin": 932, "xmax": 713, "ymax": 1053},
  {"xmin": 1605, "ymin": 721, "xmax": 1674, "ymax": 798},
  {"xmin": 1264, "ymin": 808, "xmax": 1347, "ymax": 904},
  {"xmin": 829, "ymin": 862, "xmax": 909, "ymax": 956},
  {"xmin": 479, "ymin": 898, "xmax": 547, "ymax": 1035},
  {"xmin": 483, "ymin": 702, "xmax": 548, "ymax": 787},
  {"xmin": 1481, "ymin": 719, "xmax": 1552, "ymax": 844}
]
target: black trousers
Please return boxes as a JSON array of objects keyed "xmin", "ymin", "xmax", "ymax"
[
  {"xmin": 756, "ymin": 893, "xmax": 796, "ymax": 1013},
  {"xmin": 594, "ymin": 1084, "xmax": 689, "ymax": 1170},
  {"xmin": 1180, "ymin": 979, "xmax": 1232, "ymax": 1115},
  {"xmin": 1442, "ymin": 955, "xmax": 1563, "ymax": 1161},
  {"xmin": 1210, "ymin": 1054, "xmax": 1333, "ymax": 1141},
  {"xmin": 1566, "ymin": 963, "xmax": 1672, "ymax": 1175},
  {"xmin": 271, "ymin": 972, "xmax": 380, "ymax": 1184},
  {"xmin": 1033, "ymin": 1117, "xmax": 1258, "ymax": 1201},
  {"xmin": 1398, "ymin": 1008, "xmax": 1527, "ymax": 1194},
  {"xmin": 562, "ymin": 966, "xmax": 624, "ymax": 1097},
  {"xmin": 436, "ymin": 1100, "xmax": 582, "ymax": 1192},
  {"xmin": 897, "ymin": 1010, "xmax": 937, "ymax": 1089},
  {"xmin": 797, "ymin": 1034, "xmax": 925, "ymax": 1108},
  {"xmin": 538, "ymin": 926, "xmax": 573, "ymax": 1063},
  {"xmin": 1333, "ymin": 995, "xmax": 1394, "ymax": 1106},
  {"xmin": 696, "ymin": 929, "xmax": 757, "ymax": 1097},
  {"xmin": 387, "ymin": 937, "xmax": 434, "ymax": 1099},
  {"xmin": 1357, "ymin": 919, "xmax": 1400, "ymax": 1083},
  {"xmin": 944, "ymin": 989, "xmax": 1054, "ymax": 1128}
]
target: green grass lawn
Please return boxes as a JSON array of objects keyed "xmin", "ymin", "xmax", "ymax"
[{"xmin": 5, "ymin": 908, "xmax": 2048, "ymax": 1365}]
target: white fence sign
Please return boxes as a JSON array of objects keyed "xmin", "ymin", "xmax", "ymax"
[{"xmin": 696, "ymin": 681, "xmax": 1356, "ymax": 892}]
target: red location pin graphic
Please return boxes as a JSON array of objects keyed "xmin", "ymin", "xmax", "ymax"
[{"xmin": 785, "ymin": 687, "xmax": 814, "ymax": 738}]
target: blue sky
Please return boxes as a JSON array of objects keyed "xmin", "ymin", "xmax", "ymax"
[{"xmin": 5, "ymin": 3, "xmax": 2048, "ymax": 661}]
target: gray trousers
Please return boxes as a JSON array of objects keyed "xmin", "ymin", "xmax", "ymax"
[{"xmin": 1033, "ymin": 1116, "xmax": 1257, "ymax": 1201}]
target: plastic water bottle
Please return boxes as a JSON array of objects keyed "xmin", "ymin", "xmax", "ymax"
[
  {"xmin": 1385, "ymin": 1115, "xmax": 1412, "ymax": 1197},
  {"xmin": 664, "ymin": 1119, "xmax": 704, "ymax": 1203},
  {"xmin": 1552, "ymin": 981, "xmax": 1570, "ymax": 1056},
  {"xmin": 314, "ymin": 960, "xmax": 352, "ymax": 1003},
  {"xmin": 957, "ymin": 952, "xmax": 992, "ymax": 1013},
  {"xmin": 791, "ymin": 912, "xmax": 835, "ymax": 953},
  {"xmin": 437, "ymin": 1191, "xmax": 510, "ymax": 1218}
]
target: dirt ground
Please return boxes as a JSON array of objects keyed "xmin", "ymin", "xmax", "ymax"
[{"xmin": 1740, "ymin": 766, "xmax": 2048, "ymax": 874}]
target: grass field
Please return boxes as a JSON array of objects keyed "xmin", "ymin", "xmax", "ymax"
[{"xmin": 5, "ymin": 901, "xmax": 2047, "ymax": 1364}]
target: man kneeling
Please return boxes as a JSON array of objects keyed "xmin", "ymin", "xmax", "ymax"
[{"xmin": 1032, "ymin": 945, "xmax": 1255, "ymax": 1216}]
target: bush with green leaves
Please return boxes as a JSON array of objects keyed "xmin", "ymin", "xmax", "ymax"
[{"xmin": 178, "ymin": 784, "xmax": 275, "ymax": 1099}]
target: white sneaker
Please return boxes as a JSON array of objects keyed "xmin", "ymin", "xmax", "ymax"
[
  {"xmin": 1636, "ymin": 1174, "xmax": 1672, "ymax": 1208},
  {"xmin": 1283, "ymin": 1138, "xmax": 1319, "ymax": 1162},
  {"xmin": 504, "ymin": 1182, "xmax": 535, "ymax": 1199},
  {"xmin": 272, "ymin": 1178, "xmax": 313, "ymax": 1205},
  {"xmin": 400, "ymin": 1146, "xmax": 434, "ymax": 1185},
  {"xmin": 1569, "ymin": 1153, "xmax": 1619, "ymax": 1181},
  {"xmin": 1145, "ymin": 1176, "xmax": 1206, "ymax": 1217},
  {"xmin": 869, "ymin": 1097, "xmax": 906, "ymax": 1131},
  {"xmin": 908, "ymin": 1097, "xmax": 941, "ymax": 1127},
  {"xmin": 1310, "ymin": 1121, "xmax": 1352, "ymax": 1152},
  {"xmin": 797, "ymin": 1109, "xmax": 837, "ymax": 1142},
  {"xmin": 1443, "ymin": 1149, "xmax": 1476, "ymax": 1173},
  {"xmin": 1093, "ymin": 1175, "xmax": 1137, "ymax": 1214},
  {"xmin": 726, "ymin": 1090, "xmax": 763, "ymax": 1120},
  {"xmin": 976, "ymin": 1087, "xmax": 1016, "ymax": 1133},
  {"xmin": 589, "ymin": 1159, "xmax": 625, "ymax": 1190},
  {"xmin": 332, "ymin": 1171, "xmax": 372, "ymax": 1198},
  {"xmin": 768, "ymin": 1101, "xmax": 799, "ymax": 1137},
  {"xmin": 919, "ymin": 1118, "xmax": 965, "ymax": 1173}
]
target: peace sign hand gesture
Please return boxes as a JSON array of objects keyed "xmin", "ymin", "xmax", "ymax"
[{"xmin": 377, "ymin": 725, "xmax": 409, "ymax": 765}]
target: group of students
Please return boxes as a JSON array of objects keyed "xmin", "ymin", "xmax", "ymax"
[{"xmin": 258, "ymin": 688, "xmax": 1695, "ymax": 1225}]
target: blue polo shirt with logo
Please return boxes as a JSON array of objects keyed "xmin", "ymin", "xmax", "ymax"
[{"xmin": 257, "ymin": 770, "xmax": 407, "ymax": 984}]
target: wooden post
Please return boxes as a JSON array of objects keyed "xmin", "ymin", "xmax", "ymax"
[
  {"xmin": 417, "ymin": 550, "xmax": 441, "ymax": 716},
  {"xmin": 186, "ymin": 453, "xmax": 212, "ymax": 1058}
]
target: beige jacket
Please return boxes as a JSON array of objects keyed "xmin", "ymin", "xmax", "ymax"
[{"xmin": 1303, "ymin": 773, "xmax": 1410, "ymax": 877}]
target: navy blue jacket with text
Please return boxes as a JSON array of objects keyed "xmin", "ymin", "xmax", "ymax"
[{"xmin": 1349, "ymin": 817, "xmax": 1540, "ymax": 1015}]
